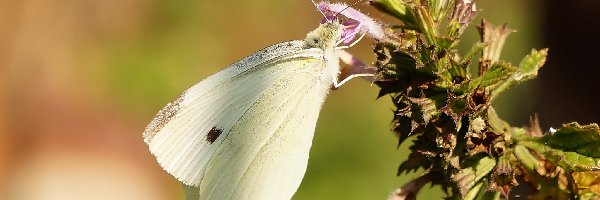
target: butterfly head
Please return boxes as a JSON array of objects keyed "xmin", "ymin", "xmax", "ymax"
[
  {"xmin": 304, "ymin": 21, "xmax": 344, "ymax": 51},
  {"xmin": 313, "ymin": 1, "xmax": 385, "ymax": 45}
]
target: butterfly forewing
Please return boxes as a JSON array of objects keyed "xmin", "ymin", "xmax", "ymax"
[{"xmin": 143, "ymin": 41, "xmax": 334, "ymax": 190}]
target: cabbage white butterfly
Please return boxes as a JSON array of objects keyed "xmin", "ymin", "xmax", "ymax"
[{"xmin": 143, "ymin": 1, "xmax": 383, "ymax": 199}]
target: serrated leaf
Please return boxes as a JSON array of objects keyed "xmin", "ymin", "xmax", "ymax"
[
  {"xmin": 374, "ymin": 42, "xmax": 417, "ymax": 97},
  {"xmin": 437, "ymin": 58, "xmax": 471, "ymax": 89},
  {"xmin": 514, "ymin": 48, "xmax": 548, "ymax": 81},
  {"xmin": 490, "ymin": 155, "xmax": 518, "ymax": 197},
  {"xmin": 376, "ymin": 80, "xmax": 409, "ymax": 98},
  {"xmin": 393, "ymin": 116, "xmax": 416, "ymax": 146},
  {"xmin": 391, "ymin": 50, "xmax": 419, "ymax": 71},
  {"xmin": 461, "ymin": 42, "xmax": 486, "ymax": 64},
  {"xmin": 517, "ymin": 123, "xmax": 600, "ymax": 171},
  {"xmin": 539, "ymin": 123, "xmax": 600, "ymax": 156},
  {"xmin": 442, "ymin": 93, "xmax": 475, "ymax": 122},
  {"xmin": 415, "ymin": 39, "xmax": 438, "ymax": 72},
  {"xmin": 455, "ymin": 61, "xmax": 516, "ymax": 93},
  {"xmin": 519, "ymin": 142, "xmax": 600, "ymax": 171},
  {"xmin": 491, "ymin": 48, "xmax": 548, "ymax": 99},
  {"xmin": 398, "ymin": 151, "xmax": 429, "ymax": 175},
  {"xmin": 478, "ymin": 62, "xmax": 516, "ymax": 88},
  {"xmin": 452, "ymin": 156, "xmax": 497, "ymax": 197},
  {"xmin": 408, "ymin": 97, "xmax": 439, "ymax": 125},
  {"xmin": 448, "ymin": 62, "xmax": 469, "ymax": 80}
]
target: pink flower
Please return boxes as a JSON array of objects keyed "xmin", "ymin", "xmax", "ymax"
[{"xmin": 317, "ymin": 1, "xmax": 385, "ymax": 43}]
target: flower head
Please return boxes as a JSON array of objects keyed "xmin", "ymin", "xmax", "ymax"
[{"xmin": 317, "ymin": 1, "xmax": 385, "ymax": 43}]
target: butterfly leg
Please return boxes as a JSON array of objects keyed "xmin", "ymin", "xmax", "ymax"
[
  {"xmin": 332, "ymin": 50, "xmax": 375, "ymax": 89},
  {"xmin": 335, "ymin": 24, "xmax": 367, "ymax": 50},
  {"xmin": 336, "ymin": 31, "xmax": 367, "ymax": 50}
]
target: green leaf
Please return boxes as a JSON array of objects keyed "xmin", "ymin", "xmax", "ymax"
[
  {"xmin": 437, "ymin": 57, "xmax": 470, "ymax": 89},
  {"xmin": 461, "ymin": 42, "xmax": 486, "ymax": 64},
  {"xmin": 514, "ymin": 48, "xmax": 549, "ymax": 81},
  {"xmin": 449, "ymin": 97, "xmax": 468, "ymax": 113},
  {"xmin": 464, "ymin": 180, "xmax": 484, "ymax": 200},
  {"xmin": 478, "ymin": 61, "xmax": 517, "ymax": 88},
  {"xmin": 373, "ymin": 42, "xmax": 417, "ymax": 97},
  {"xmin": 478, "ymin": 191, "xmax": 501, "ymax": 200},
  {"xmin": 491, "ymin": 48, "xmax": 548, "ymax": 99},
  {"xmin": 442, "ymin": 93, "xmax": 474, "ymax": 122},
  {"xmin": 540, "ymin": 123, "xmax": 600, "ymax": 156},
  {"xmin": 448, "ymin": 61, "xmax": 470, "ymax": 79},
  {"xmin": 487, "ymin": 107, "xmax": 510, "ymax": 134},
  {"xmin": 464, "ymin": 179, "xmax": 501, "ymax": 200},
  {"xmin": 452, "ymin": 156, "xmax": 497, "ymax": 197},
  {"xmin": 455, "ymin": 61, "xmax": 516, "ymax": 93},
  {"xmin": 415, "ymin": 6, "xmax": 438, "ymax": 45},
  {"xmin": 428, "ymin": 0, "xmax": 452, "ymax": 22},
  {"xmin": 408, "ymin": 97, "xmax": 440, "ymax": 125},
  {"xmin": 369, "ymin": 0, "xmax": 420, "ymax": 31},
  {"xmin": 513, "ymin": 144, "xmax": 539, "ymax": 172},
  {"xmin": 436, "ymin": 36, "xmax": 456, "ymax": 50},
  {"xmin": 518, "ymin": 123, "xmax": 600, "ymax": 171}
]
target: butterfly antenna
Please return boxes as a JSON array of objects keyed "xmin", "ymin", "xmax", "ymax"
[{"xmin": 334, "ymin": 0, "xmax": 365, "ymax": 18}]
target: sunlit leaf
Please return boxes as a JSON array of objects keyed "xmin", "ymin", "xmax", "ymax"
[
  {"xmin": 455, "ymin": 61, "xmax": 516, "ymax": 93},
  {"xmin": 464, "ymin": 180, "xmax": 501, "ymax": 200},
  {"xmin": 491, "ymin": 48, "xmax": 548, "ymax": 99},
  {"xmin": 513, "ymin": 144, "xmax": 539, "ymax": 172},
  {"xmin": 452, "ymin": 156, "xmax": 496, "ymax": 197},
  {"xmin": 573, "ymin": 171, "xmax": 600, "ymax": 198},
  {"xmin": 518, "ymin": 123, "xmax": 600, "ymax": 171},
  {"xmin": 479, "ymin": 62, "xmax": 517, "ymax": 88}
]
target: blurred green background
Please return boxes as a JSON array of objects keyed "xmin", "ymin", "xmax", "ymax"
[{"xmin": 2, "ymin": 0, "xmax": 597, "ymax": 199}]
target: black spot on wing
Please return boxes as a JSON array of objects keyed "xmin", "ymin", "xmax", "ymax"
[{"xmin": 206, "ymin": 127, "xmax": 223, "ymax": 144}]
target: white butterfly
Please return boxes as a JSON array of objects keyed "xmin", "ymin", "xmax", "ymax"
[{"xmin": 143, "ymin": 2, "xmax": 383, "ymax": 199}]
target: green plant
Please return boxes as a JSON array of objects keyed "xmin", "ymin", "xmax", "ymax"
[{"xmin": 368, "ymin": 0, "xmax": 600, "ymax": 199}]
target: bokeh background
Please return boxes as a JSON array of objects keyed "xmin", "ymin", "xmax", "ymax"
[{"xmin": 1, "ymin": 0, "xmax": 598, "ymax": 199}]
